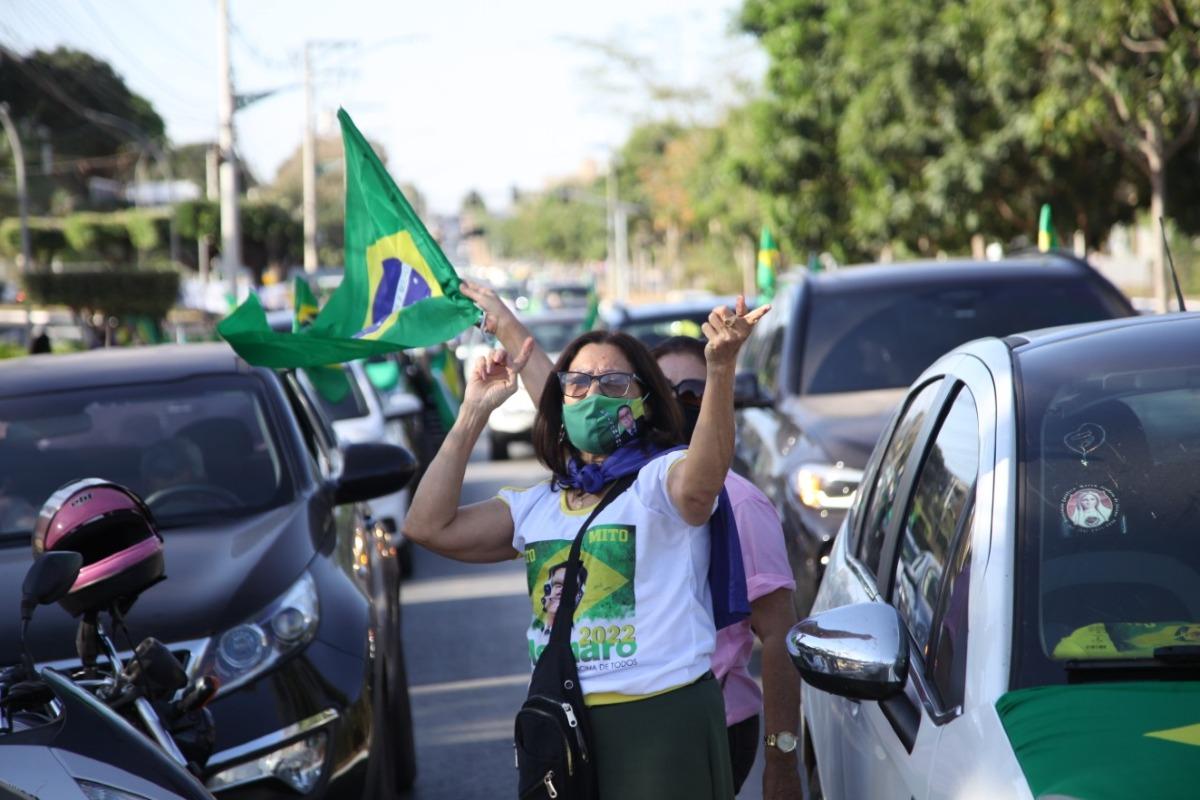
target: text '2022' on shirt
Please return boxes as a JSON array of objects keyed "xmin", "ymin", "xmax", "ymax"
[{"xmin": 498, "ymin": 451, "xmax": 715, "ymax": 703}]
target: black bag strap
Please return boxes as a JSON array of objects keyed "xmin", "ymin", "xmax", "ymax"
[{"xmin": 548, "ymin": 473, "xmax": 638, "ymax": 646}]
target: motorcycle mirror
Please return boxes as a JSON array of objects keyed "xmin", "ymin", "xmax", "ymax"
[{"xmin": 21, "ymin": 551, "xmax": 83, "ymax": 617}]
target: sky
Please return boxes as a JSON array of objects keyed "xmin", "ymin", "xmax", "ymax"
[{"xmin": 2, "ymin": 0, "xmax": 765, "ymax": 215}]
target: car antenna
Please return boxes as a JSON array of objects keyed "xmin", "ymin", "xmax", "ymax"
[{"xmin": 1158, "ymin": 216, "xmax": 1188, "ymax": 312}]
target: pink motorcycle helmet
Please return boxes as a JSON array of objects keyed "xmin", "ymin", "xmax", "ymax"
[{"xmin": 32, "ymin": 478, "xmax": 164, "ymax": 617}]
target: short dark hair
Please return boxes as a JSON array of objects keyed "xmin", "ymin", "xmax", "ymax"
[
  {"xmin": 651, "ymin": 335, "xmax": 706, "ymax": 364},
  {"xmin": 532, "ymin": 330, "xmax": 684, "ymax": 481}
]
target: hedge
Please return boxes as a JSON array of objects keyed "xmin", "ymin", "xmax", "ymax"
[{"xmin": 23, "ymin": 269, "xmax": 181, "ymax": 318}]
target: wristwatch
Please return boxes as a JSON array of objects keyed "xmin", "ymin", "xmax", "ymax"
[{"xmin": 764, "ymin": 731, "xmax": 798, "ymax": 753}]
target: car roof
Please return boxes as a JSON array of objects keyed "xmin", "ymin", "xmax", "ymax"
[
  {"xmin": 789, "ymin": 253, "xmax": 1102, "ymax": 293},
  {"xmin": 519, "ymin": 309, "xmax": 589, "ymax": 325},
  {"xmin": 607, "ymin": 295, "xmax": 741, "ymax": 323},
  {"xmin": 1006, "ymin": 310, "xmax": 1200, "ymax": 354},
  {"xmin": 0, "ymin": 343, "xmax": 257, "ymax": 396}
]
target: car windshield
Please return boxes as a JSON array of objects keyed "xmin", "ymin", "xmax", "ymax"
[
  {"xmin": 527, "ymin": 318, "xmax": 584, "ymax": 354},
  {"xmin": 1014, "ymin": 324, "xmax": 1200, "ymax": 687},
  {"xmin": 801, "ymin": 279, "xmax": 1125, "ymax": 395},
  {"xmin": 0, "ymin": 375, "xmax": 293, "ymax": 538}
]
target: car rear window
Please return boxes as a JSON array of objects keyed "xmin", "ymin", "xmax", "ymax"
[
  {"xmin": 0, "ymin": 375, "xmax": 293, "ymax": 537},
  {"xmin": 1013, "ymin": 322, "xmax": 1200, "ymax": 687},
  {"xmin": 527, "ymin": 319, "xmax": 585, "ymax": 355},
  {"xmin": 800, "ymin": 278, "xmax": 1126, "ymax": 395}
]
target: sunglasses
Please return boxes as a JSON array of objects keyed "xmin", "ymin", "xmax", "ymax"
[
  {"xmin": 558, "ymin": 371, "xmax": 641, "ymax": 399},
  {"xmin": 671, "ymin": 379, "xmax": 706, "ymax": 407}
]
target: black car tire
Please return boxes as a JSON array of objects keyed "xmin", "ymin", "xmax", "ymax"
[
  {"xmin": 490, "ymin": 432, "xmax": 510, "ymax": 461},
  {"xmin": 397, "ymin": 538, "xmax": 415, "ymax": 579},
  {"xmin": 387, "ymin": 647, "xmax": 418, "ymax": 790}
]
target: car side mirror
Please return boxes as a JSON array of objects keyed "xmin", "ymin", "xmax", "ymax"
[
  {"xmin": 734, "ymin": 371, "xmax": 772, "ymax": 409},
  {"xmin": 23, "ymin": 551, "xmax": 83, "ymax": 609},
  {"xmin": 333, "ymin": 442, "xmax": 417, "ymax": 506},
  {"xmin": 787, "ymin": 602, "xmax": 909, "ymax": 701}
]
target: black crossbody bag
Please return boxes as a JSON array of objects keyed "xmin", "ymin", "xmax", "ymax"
[{"xmin": 514, "ymin": 473, "xmax": 636, "ymax": 800}]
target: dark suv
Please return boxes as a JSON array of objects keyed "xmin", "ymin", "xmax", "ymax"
[{"xmin": 734, "ymin": 253, "xmax": 1135, "ymax": 614}]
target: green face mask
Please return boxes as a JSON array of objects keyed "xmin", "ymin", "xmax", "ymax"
[{"xmin": 562, "ymin": 394, "xmax": 647, "ymax": 455}]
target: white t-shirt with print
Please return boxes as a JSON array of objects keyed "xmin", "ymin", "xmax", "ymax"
[{"xmin": 498, "ymin": 451, "xmax": 715, "ymax": 699}]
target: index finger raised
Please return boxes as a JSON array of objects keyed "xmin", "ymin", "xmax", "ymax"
[{"xmin": 744, "ymin": 304, "xmax": 772, "ymax": 325}]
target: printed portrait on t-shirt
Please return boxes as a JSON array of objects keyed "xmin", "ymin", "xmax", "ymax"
[{"xmin": 524, "ymin": 524, "xmax": 638, "ymax": 670}]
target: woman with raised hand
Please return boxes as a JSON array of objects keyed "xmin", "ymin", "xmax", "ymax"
[{"xmin": 405, "ymin": 283, "xmax": 768, "ymax": 799}]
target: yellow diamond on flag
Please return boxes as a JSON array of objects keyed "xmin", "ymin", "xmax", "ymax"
[
  {"xmin": 576, "ymin": 552, "xmax": 630, "ymax": 619},
  {"xmin": 1144, "ymin": 722, "xmax": 1200, "ymax": 747}
]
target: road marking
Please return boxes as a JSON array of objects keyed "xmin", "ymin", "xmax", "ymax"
[
  {"xmin": 401, "ymin": 570, "xmax": 527, "ymax": 605},
  {"xmin": 410, "ymin": 673, "xmax": 531, "ymax": 697}
]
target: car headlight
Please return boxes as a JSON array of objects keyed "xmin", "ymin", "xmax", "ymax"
[
  {"xmin": 76, "ymin": 782, "xmax": 149, "ymax": 800},
  {"xmin": 791, "ymin": 462, "xmax": 863, "ymax": 510},
  {"xmin": 193, "ymin": 572, "xmax": 319, "ymax": 696}
]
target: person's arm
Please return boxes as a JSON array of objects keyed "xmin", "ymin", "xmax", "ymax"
[
  {"xmin": 753, "ymin": 588, "xmax": 803, "ymax": 800},
  {"xmin": 668, "ymin": 297, "xmax": 769, "ymax": 524},
  {"xmin": 460, "ymin": 281, "xmax": 555, "ymax": 406},
  {"xmin": 403, "ymin": 339, "xmax": 534, "ymax": 563}
]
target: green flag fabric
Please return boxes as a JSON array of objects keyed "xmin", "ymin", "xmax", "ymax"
[
  {"xmin": 1038, "ymin": 203, "xmax": 1059, "ymax": 253},
  {"xmin": 580, "ymin": 285, "xmax": 600, "ymax": 332},
  {"xmin": 218, "ymin": 109, "xmax": 480, "ymax": 368},
  {"xmin": 997, "ymin": 681, "xmax": 1200, "ymax": 799},
  {"xmin": 757, "ymin": 225, "xmax": 779, "ymax": 301}
]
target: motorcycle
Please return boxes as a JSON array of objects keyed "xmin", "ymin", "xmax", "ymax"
[{"xmin": 0, "ymin": 551, "xmax": 215, "ymax": 799}]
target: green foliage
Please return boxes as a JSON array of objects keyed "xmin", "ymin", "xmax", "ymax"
[
  {"xmin": 0, "ymin": 217, "xmax": 68, "ymax": 265},
  {"xmin": 174, "ymin": 200, "xmax": 219, "ymax": 241},
  {"xmin": 739, "ymin": 0, "xmax": 1200, "ymax": 260},
  {"xmin": 124, "ymin": 211, "xmax": 160, "ymax": 252},
  {"xmin": 241, "ymin": 201, "xmax": 302, "ymax": 269},
  {"xmin": 496, "ymin": 186, "xmax": 608, "ymax": 263},
  {"xmin": 23, "ymin": 269, "xmax": 180, "ymax": 318}
]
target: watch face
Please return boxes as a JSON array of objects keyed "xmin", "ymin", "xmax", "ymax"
[{"xmin": 772, "ymin": 731, "xmax": 798, "ymax": 753}]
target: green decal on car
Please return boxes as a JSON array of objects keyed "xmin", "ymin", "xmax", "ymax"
[{"xmin": 997, "ymin": 682, "xmax": 1200, "ymax": 799}]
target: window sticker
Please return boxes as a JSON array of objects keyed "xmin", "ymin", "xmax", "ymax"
[
  {"xmin": 1064, "ymin": 423, "xmax": 1106, "ymax": 467},
  {"xmin": 1061, "ymin": 485, "xmax": 1120, "ymax": 532}
]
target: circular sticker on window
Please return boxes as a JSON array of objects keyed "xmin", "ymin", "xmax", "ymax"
[{"xmin": 1062, "ymin": 485, "xmax": 1120, "ymax": 532}]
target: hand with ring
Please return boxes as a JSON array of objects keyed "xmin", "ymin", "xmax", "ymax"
[{"xmin": 702, "ymin": 295, "xmax": 770, "ymax": 368}]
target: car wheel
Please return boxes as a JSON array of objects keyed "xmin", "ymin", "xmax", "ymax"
[
  {"xmin": 490, "ymin": 433, "xmax": 510, "ymax": 461},
  {"xmin": 387, "ymin": 647, "xmax": 418, "ymax": 790}
]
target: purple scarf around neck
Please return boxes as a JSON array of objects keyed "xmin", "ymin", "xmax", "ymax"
[{"xmin": 558, "ymin": 440, "xmax": 750, "ymax": 630}]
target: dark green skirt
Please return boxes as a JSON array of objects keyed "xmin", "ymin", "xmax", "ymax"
[{"xmin": 589, "ymin": 673, "xmax": 734, "ymax": 800}]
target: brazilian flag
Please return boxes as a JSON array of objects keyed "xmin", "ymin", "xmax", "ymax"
[
  {"xmin": 1038, "ymin": 203, "xmax": 1059, "ymax": 253},
  {"xmin": 292, "ymin": 276, "xmax": 320, "ymax": 332},
  {"xmin": 219, "ymin": 109, "xmax": 480, "ymax": 368}
]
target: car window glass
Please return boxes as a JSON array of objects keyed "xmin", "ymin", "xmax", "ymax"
[
  {"xmin": 287, "ymin": 372, "xmax": 339, "ymax": 479},
  {"xmin": 858, "ymin": 379, "xmax": 943, "ymax": 576},
  {"xmin": 890, "ymin": 386, "xmax": 979, "ymax": 657},
  {"xmin": 0, "ymin": 375, "xmax": 292, "ymax": 534},
  {"xmin": 801, "ymin": 281, "xmax": 1124, "ymax": 395},
  {"xmin": 930, "ymin": 504, "xmax": 974, "ymax": 709},
  {"xmin": 312, "ymin": 366, "xmax": 370, "ymax": 421}
]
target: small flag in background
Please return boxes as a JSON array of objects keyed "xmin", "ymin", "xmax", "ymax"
[
  {"xmin": 580, "ymin": 285, "xmax": 600, "ymax": 332},
  {"xmin": 218, "ymin": 108, "xmax": 480, "ymax": 368},
  {"xmin": 292, "ymin": 276, "xmax": 320, "ymax": 332},
  {"xmin": 428, "ymin": 346, "xmax": 461, "ymax": 431},
  {"xmin": 1038, "ymin": 204, "xmax": 1059, "ymax": 253},
  {"xmin": 757, "ymin": 226, "xmax": 779, "ymax": 302}
]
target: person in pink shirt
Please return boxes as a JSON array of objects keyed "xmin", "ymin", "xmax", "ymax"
[{"xmin": 653, "ymin": 336, "xmax": 802, "ymax": 799}]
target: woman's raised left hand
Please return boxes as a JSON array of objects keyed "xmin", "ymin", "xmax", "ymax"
[{"xmin": 701, "ymin": 295, "xmax": 770, "ymax": 368}]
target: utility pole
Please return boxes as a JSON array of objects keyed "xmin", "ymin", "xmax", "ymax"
[
  {"xmin": 0, "ymin": 104, "xmax": 31, "ymax": 276},
  {"xmin": 216, "ymin": 0, "xmax": 242, "ymax": 298},
  {"xmin": 302, "ymin": 44, "xmax": 318, "ymax": 272}
]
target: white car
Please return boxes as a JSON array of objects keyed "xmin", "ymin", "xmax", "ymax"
[
  {"xmin": 790, "ymin": 312, "xmax": 1200, "ymax": 800},
  {"xmin": 306, "ymin": 359, "xmax": 422, "ymax": 573},
  {"xmin": 485, "ymin": 309, "xmax": 587, "ymax": 459}
]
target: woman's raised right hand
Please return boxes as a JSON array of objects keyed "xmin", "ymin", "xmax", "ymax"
[{"xmin": 463, "ymin": 337, "xmax": 535, "ymax": 415}]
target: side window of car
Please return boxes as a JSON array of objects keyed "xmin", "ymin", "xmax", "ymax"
[
  {"xmin": 929, "ymin": 502, "xmax": 973, "ymax": 710},
  {"xmin": 284, "ymin": 372, "xmax": 340, "ymax": 479},
  {"xmin": 857, "ymin": 379, "xmax": 943, "ymax": 577},
  {"xmin": 888, "ymin": 386, "xmax": 979, "ymax": 663}
]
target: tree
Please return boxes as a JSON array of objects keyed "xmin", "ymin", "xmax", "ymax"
[
  {"xmin": 994, "ymin": 0, "xmax": 1200, "ymax": 306},
  {"xmin": 0, "ymin": 47, "xmax": 165, "ymax": 213}
]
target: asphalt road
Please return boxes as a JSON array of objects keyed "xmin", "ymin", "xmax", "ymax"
[{"xmin": 398, "ymin": 447, "xmax": 768, "ymax": 799}]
